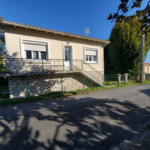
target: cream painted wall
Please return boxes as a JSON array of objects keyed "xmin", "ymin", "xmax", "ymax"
[
  {"xmin": 145, "ymin": 66, "xmax": 147, "ymax": 73},
  {"xmin": 4, "ymin": 25, "xmax": 105, "ymax": 72}
]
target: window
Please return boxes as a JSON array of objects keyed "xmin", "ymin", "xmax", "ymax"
[
  {"xmin": 26, "ymin": 51, "xmax": 46, "ymax": 59},
  {"xmin": 33, "ymin": 51, "xmax": 39, "ymax": 59},
  {"xmin": 85, "ymin": 48, "xmax": 98, "ymax": 63},
  {"xmin": 41, "ymin": 52, "xmax": 46, "ymax": 59},
  {"xmin": 26, "ymin": 51, "xmax": 32, "ymax": 59},
  {"xmin": 86, "ymin": 55, "xmax": 97, "ymax": 62},
  {"xmin": 22, "ymin": 40, "xmax": 48, "ymax": 60}
]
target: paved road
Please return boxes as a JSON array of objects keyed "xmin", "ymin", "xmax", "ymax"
[{"xmin": 0, "ymin": 84, "xmax": 150, "ymax": 150}]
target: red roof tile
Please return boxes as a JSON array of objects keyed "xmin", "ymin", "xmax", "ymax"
[{"xmin": 2, "ymin": 20, "xmax": 110, "ymax": 44}]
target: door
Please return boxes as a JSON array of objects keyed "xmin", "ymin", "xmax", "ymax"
[{"xmin": 64, "ymin": 46, "xmax": 72, "ymax": 70}]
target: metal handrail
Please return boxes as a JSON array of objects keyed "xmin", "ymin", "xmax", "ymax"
[
  {"xmin": 81, "ymin": 60, "xmax": 103, "ymax": 76},
  {"xmin": 0, "ymin": 58, "xmax": 104, "ymax": 85}
]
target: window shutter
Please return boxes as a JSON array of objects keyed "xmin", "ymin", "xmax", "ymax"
[
  {"xmin": 24, "ymin": 44, "xmax": 46, "ymax": 51},
  {"xmin": 85, "ymin": 48, "xmax": 97, "ymax": 56}
]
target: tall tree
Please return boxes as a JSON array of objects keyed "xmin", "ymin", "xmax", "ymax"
[
  {"xmin": 0, "ymin": 17, "xmax": 6, "ymax": 59},
  {"xmin": 108, "ymin": 0, "xmax": 150, "ymax": 32},
  {"xmin": 106, "ymin": 17, "xmax": 150, "ymax": 74}
]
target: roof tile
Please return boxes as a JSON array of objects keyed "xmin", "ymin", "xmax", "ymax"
[{"xmin": 2, "ymin": 20, "xmax": 110, "ymax": 44}]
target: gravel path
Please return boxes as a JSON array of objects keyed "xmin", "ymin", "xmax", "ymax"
[{"xmin": 0, "ymin": 84, "xmax": 150, "ymax": 150}]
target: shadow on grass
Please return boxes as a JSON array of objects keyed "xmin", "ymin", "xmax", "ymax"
[{"xmin": 0, "ymin": 86, "xmax": 150, "ymax": 150}]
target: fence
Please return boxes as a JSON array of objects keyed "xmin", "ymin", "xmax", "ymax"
[
  {"xmin": 145, "ymin": 73, "xmax": 150, "ymax": 80},
  {"xmin": 1, "ymin": 72, "xmax": 148, "ymax": 100},
  {"xmin": 120, "ymin": 75, "xmax": 125, "ymax": 84},
  {"xmin": 128, "ymin": 74, "xmax": 136, "ymax": 83},
  {"xmin": 0, "ymin": 74, "xmax": 121, "ymax": 100},
  {"xmin": 103, "ymin": 75, "xmax": 118, "ymax": 86}
]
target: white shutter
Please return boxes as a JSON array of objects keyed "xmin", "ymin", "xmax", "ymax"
[
  {"xmin": 85, "ymin": 50, "xmax": 97, "ymax": 55},
  {"xmin": 24, "ymin": 44, "xmax": 46, "ymax": 51},
  {"xmin": 85, "ymin": 47, "xmax": 97, "ymax": 56}
]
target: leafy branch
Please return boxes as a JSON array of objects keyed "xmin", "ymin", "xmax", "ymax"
[{"xmin": 108, "ymin": 0, "xmax": 150, "ymax": 31}]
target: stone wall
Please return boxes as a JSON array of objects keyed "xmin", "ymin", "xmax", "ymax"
[{"xmin": 8, "ymin": 73, "xmax": 97, "ymax": 98}]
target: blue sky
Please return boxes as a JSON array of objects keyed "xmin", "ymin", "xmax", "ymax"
[{"xmin": 1, "ymin": 0, "xmax": 150, "ymax": 62}]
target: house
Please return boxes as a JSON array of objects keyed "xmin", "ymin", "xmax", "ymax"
[
  {"xmin": 0, "ymin": 20, "xmax": 110, "ymax": 98},
  {"xmin": 144, "ymin": 63, "xmax": 150, "ymax": 73}
]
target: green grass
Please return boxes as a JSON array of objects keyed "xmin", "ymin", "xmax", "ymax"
[
  {"xmin": 0, "ymin": 80, "xmax": 150, "ymax": 107},
  {"xmin": 104, "ymin": 80, "xmax": 118, "ymax": 86},
  {"xmin": 0, "ymin": 65, "xmax": 7, "ymax": 73}
]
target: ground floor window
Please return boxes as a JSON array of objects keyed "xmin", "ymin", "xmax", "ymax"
[
  {"xmin": 41, "ymin": 52, "xmax": 46, "ymax": 59},
  {"xmin": 22, "ymin": 40, "xmax": 48, "ymax": 60},
  {"xmin": 26, "ymin": 51, "xmax": 32, "ymax": 59},
  {"xmin": 26, "ymin": 51, "xmax": 46, "ymax": 59},
  {"xmin": 86, "ymin": 55, "xmax": 97, "ymax": 62},
  {"xmin": 85, "ymin": 47, "xmax": 98, "ymax": 63}
]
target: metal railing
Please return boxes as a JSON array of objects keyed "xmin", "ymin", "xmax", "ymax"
[
  {"xmin": 145, "ymin": 73, "xmax": 150, "ymax": 81},
  {"xmin": 103, "ymin": 75, "xmax": 118, "ymax": 86},
  {"xmin": 0, "ymin": 58, "xmax": 104, "ymax": 85},
  {"xmin": 81, "ymin": 60, "xmax": 103, "ymax": 84}
]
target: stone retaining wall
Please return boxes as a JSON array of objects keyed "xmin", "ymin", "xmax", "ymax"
[{"xmin": 8, "ymin": 73, "xmax": 97, "ymax": 98}]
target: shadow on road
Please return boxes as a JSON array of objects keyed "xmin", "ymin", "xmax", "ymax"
[{"xmin": 0, "ymin": 91, "xmax": 150, "ymax": 150}]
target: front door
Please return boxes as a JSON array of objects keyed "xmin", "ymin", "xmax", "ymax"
[{"xmin": 64, "ymin": 46, "xmax": 71, "ymax": 70}]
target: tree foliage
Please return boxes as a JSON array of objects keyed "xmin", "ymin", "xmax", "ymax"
[
  {"xmin": 0, "ymin": 17, "xmax": 6, "ymax": 58},
  {"xmin": 106, "ymin": 17, "xmax": 150, "ymax": 74},
  {"xmin": 108, "ymin": 0, "xmax": 150, "ymax": 32}
]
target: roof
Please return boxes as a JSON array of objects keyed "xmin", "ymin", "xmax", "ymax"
[
  {"xmin": 144, "ymin": 63, "xmax": 150, "ymax": 66},
  {"xmin": 1, "ymin": 20, "xmax": 110, "ymax": 44}
]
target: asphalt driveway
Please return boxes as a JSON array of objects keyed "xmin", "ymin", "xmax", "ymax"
[{"xmin": 0, "ymin": 84, "xmax": 150, "ymax": 150}]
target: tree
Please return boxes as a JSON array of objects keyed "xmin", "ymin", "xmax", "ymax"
[
  {"xmin": 0, "ymin": 17, "xmax": 6, "ymax": 59},
  {"xmin": 107, "ymin": 0, "xmax": 150, "ymax": 32},
  {"xmin": 106, "ymin": 17, "xmax": 150, "ymax": 74},
  {"xmin": 104, "ymin": 44, "xmax": 113, "ymax": 75}
]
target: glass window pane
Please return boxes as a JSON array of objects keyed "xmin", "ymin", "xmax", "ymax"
[
  {"xmin": 26, "ymin": 51, "xmax": 32, "ymax": 59},
  {"xmin": 89, "ymin": 55, "xmax": 92, "ymax": 61},
  {"xmin": 41, "ymin": 52, "xmax": 46, "ymax": 59},
  {"xmin": 93, "ymin": 56, "xmax": 96, "ymax": 61},
  {"xmin": 65, "ymin": 49, "xmax": 70, "ymax": 61},
  {"xmin": 33, "ymin": 51, "xmax": 38, "ymax": 59},
  {"xmin": 86, "ymin": 55, "xmax": 88, "ymax": 61}
]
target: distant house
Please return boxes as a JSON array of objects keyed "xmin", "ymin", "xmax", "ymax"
[
  {"xmin": 144, "ymin": 63, "xmax": 150, "ymax": 73},
  {"xmin": 0, "ymin": 20, "xmax": 110, "ymax": 98}
]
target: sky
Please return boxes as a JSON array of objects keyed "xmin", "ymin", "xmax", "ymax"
[{"xmin": 0, "ymin": 0, "xmax": 150, "ymax": 62}]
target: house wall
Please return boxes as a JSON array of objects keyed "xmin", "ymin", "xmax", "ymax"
[
  {"xmin": 144, "ymin": 65, "xmax": 150, "ymax": 73},
  {"xmin": 8, "ymin": 73, "xmax": 97, "ymax": 98},
  {"xmin": 4, "ymin": 25, "xmax": 105, "ymax": 73},
  {"xmin": 145, "ymin": 66, "xmax": 147, "ymax": 73}
]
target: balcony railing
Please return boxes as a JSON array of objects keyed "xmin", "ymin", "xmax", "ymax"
[{"xmin": 0, "ymin": 58, "xmax": 104, "ymax": 85}]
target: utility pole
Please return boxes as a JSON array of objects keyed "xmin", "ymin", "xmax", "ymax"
[{"xmin": 140, "ymin": 29, "xmax": 145, "ymax": 82}]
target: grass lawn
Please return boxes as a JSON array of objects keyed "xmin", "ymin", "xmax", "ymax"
[
  {"xmin": 0, "ymin": 80, "xmax": 150, "ymax": 107},
  {"xmin": 104, "ymin": 80, "xmax": 118, "ymax": 86},
  {"xmin": 0, "ymin": 65, "xmax": 7, "ymax": 73}
]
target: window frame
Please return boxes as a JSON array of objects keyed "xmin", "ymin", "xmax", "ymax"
[
  {"xmin": 84, "ymin": 47, "xmax": 98, "ymax": 63},
  {"xmin": 20, "ymin": 39, "xmax": 49, "ymax": 62}
]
